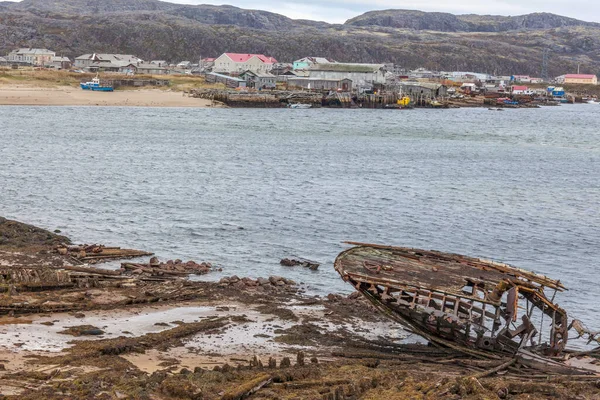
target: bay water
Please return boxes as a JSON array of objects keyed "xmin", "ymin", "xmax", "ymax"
[{"xmin": 1, "ymin": 105, "xmax": 598, "ymax": 328}]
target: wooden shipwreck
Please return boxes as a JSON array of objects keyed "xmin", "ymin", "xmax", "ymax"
[{"xmin": 335, "ymin": 242, "xmax": 598, "ymax": 363}]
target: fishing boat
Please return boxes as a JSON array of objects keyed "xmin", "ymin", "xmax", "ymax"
[
  {"xmin": 288, "ymin": 103, "xmax": 311, "ymax": 109},
  {"xmin": 80, "ymin": 75, "xmax": 114, "ymax": 92}
]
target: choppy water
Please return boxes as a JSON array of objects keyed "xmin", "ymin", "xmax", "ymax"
[{"xmin": 1, "ymin": 105, "xmax": 599, "ymax": 328}]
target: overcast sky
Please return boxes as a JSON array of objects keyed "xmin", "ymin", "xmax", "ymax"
[{"xmin": 172, "ymin": 0, "xmax": 599, "ymax": 24}]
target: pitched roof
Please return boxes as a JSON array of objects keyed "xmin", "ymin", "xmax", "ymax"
[
  {"xmin": 310, "ymin": 63, "xmax": 384, "ymax": 73},
  {"xmin": 224, "ymin": 53, "xmax": 277, "ymax": 64},
  {"xmin": 294, "ymin": 57, "xmax": 336, "ymax": 64},
  {"xmin": 10, "ymin": 48, "xmax": 55, "ymax": 55},
  {"xmin": 564, "ymin": 74, "xmax": 596, "ymax": 79},
  {"xmin": 241, "ymin": 70, "xmax": 276, "ymax": 78},
  {"xmin": 75, "ymin": 53, "xmax": 143, "ymax": 67}
]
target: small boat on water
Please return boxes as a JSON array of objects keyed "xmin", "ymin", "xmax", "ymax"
[
  {"xmin": 288, "ymin": 103, "xmax": 311, "ymax": 109},
  {"xmin": 80, "ymin": 75, "xmax": 114, "ymax": 92}
]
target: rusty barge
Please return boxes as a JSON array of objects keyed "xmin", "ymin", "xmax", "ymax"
[{"xmin": 334, "ymin": 242, "xmax": 599, "ymax": 369}]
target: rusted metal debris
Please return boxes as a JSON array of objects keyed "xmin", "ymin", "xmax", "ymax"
[
  {"xmin": 334, "ymin": 242, "xmax": 599, "ymax": 369},
  {"xmin": 55, "ymin": 244, "xmax": 153, "ymax": 263},
  {"xmin": 280, "ymin": 257, "xmax": 320, "ymax": 270}
]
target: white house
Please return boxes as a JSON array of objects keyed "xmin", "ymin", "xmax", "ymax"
[
  {"xmin": 213, "ymin": 53, "xmax": 277, "ymax": 74},
  {"xmin": 7, "ymin": 48, "xmax": 55, "ymax": 66},
  {"xmin": 511, "ymin": 85, "xmax": 534, "ymax": 95}
]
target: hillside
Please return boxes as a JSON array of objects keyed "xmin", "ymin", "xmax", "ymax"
[
  {"xmin": 1, "ymin": 1, "xmax": 599, "ymax": 77},
  {"xmin": 345, "ymin": 10, "xmax": 600, "ymax": 32}
]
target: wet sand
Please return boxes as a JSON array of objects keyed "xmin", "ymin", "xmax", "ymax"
[{"xmin": 0, "ymin": 85, "xmax": 215, "ymax": 107}]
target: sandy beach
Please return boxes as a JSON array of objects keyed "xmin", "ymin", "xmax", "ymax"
[{"xmin": 0, "ymin": 85, "xmax": 215, "ymax": 107}]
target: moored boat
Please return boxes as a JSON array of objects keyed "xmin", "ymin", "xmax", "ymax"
[
  {"xmin": 80, "ymin": 75, "xmax": 114, "ymax": 92},
  {"xmin": 288, "ymin": 103, "xmax": 311, "ymax": 109}
]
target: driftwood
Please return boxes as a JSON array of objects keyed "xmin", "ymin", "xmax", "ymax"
[
  {"xmin": 220, "ymin": 374, "xmax": 272, "ymax": 400},
  {"xmin": 470, "ymin": 358, "xmax": 517, "ymax": 379},
  {"xmin": 53, "ymin": 265, "xmax": 122, "ymax": 276}
]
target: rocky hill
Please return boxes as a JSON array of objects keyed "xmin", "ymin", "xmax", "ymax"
[
  {"xmin": 346, "ymin": 10, "xmax": 600, "ymax": 32},
  {"xmin": 1, "ymin": 0, "xmax": 599, "ymax": 77}
]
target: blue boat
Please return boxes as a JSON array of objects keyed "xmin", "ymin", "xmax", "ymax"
[{"xmin": 80, "ymin": 76, "xmax": 114, "ymax": 92}]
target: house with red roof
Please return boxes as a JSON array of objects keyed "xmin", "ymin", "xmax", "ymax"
[
  {"xmin": 213, "ymin": 53, "xmax": 277, "ymax": 74},
  {"xmin": 510, "ymin": 85, "xmax": 533, "ymax": 95},
  {"xmin": 555, "ymin": 74, "xmax": 597, "ymax": 85}
]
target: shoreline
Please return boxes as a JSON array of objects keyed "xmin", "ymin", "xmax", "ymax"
[
  {"xmin": 1, "ymin": 218, "xmax": 599, "ymax": 398},
  {"xmin": 0, "ymin": 84, "xmax": 216, "ymax": 107}
]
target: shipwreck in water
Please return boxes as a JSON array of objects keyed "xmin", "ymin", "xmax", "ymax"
[{"xmin": 334, "ymin": 242, "xmax": 599, "ymax": 368}]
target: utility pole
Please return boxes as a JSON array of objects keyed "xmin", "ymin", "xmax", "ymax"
[{"xmin": 541, "ymin": 48, "xmax": 549, "ymax": 81}]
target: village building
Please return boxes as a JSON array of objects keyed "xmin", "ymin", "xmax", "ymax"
[
  {"xmin": 48, "ymin": 56, "xmax": 72, "ymax": 70},
  {"xmin": 399, "ymin": 82, "xmax": 448, "ymax": 100},
  {"xmin": 74, "ymin": 53, "xmax": 144, "ymax": 72},
  {"xmin": 0, "ymin": 56, "xmax": 7, "ymax": 66},
  {"xmin": 555, "ymin": 74, "xmax": 598, "ymax": 85},
  {"xmin": 7, "ymin": 48, "xmax": 55, "ymax": 66},
  {"xmin": 199, "ymin": 58, "xmax": 216, "ymax": 70},
  {"xmin": 270, "ymin": 63, "xmax": 293, "ymax": 76},
  {"xmin": 119, "ymin": 63, "xmax": 167, "ymax": 75},
  {"xmin": 239, "ymin": 70, "xmax": 277, "ymax": 89},
  {"xmin": 510, "ymin": 85, "xmax": 533, "ymax": 95},
  {"xmin": 292, "ymin": 57, "xmax": 336, "ymax": 70},
  {"xmin": 205, "ymin": 72, "xmax": 247, "ymax": 88},
  {"xmin": 177, "ymin": 61, "xmax": 192, "ymax": 69},
  {"xmin": 511, "ymin": 75, "xmax": 532, "ymax": 83},
  {"xmin": 150, "ymin": 60, "xmax": 169, "ymax": 67},
  {"xmin": 286, "ymin": 77, "xmax": 352, "ymax": 91},
  {"xmin": 213, "ymin": 53, "xmax": 277, "ymax": 74},
  {"xmin": 308, "ymin": 63, "xmax": 387, "ymax": 87}
]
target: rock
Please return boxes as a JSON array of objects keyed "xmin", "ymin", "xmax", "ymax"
[
  {"xmin": 296, "ymin": 351, "xmax": 305, "ymax": 366},
  {"xmin": 219, "ymin": 278, "xmax": 231, "ymax": 285},
  {"xmin": 233, "ymin": 281, "xmax": 246, "ymax": 290},
  {"xmin": 180, "ymin": 368, "xmax": 191, "ymax": 375},
  {"xmin": 57, "ymin": 247, "xmax": 68, "ymax": 255},
  {"xmin": 310, "ymin": 357, "xmax": 319, "ymax": 364},
  {"xmin": 348, "ymin": 291, "xmax": 361, "ymax": 300},
  {"xmin": 59, "ymin": 325, "xmax": 105, "ymax": 336},
  {"xmin": 174, "ymin": 259, "xmax": 182, "ymax": 264},
  {"xmin": 280, "ymin": 357, "xmax": 291, "ymax": 368},
  {"xmin": 194, "ymin": 367, "xmax": 204, "ymax": 374},
  {"xmin": 268, "ymin": 357, "xmax": 277, "ymax": 369},
  {"xmin": 0, "ymin": 364, "xmax": 5, "ymax": 371},
  {"xmin": 132, "ymin": 269, "xmax": 144, "ymax": 275},
  {"xmin": 221, "ymin": 363, "xmax": 232, "ymax": 373},
  {"xmin": 256, "ymin": 277, "xmax": 270, "ymax": 286},
  {"xmin": 229, "ymin": 275, "xmax": 240, "ymax": 283},
  {"xmin": 269, "ymin": 276, "xmax": 284, "ymax": 285},
  {"xmin": 149, "ymin": 256, "xmax": 160, "ymax": 266}
]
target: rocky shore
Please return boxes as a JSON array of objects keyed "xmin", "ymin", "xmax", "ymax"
[{"xmin": 0, "ymin": 217, "xmax": 598, "ymax": 399}]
